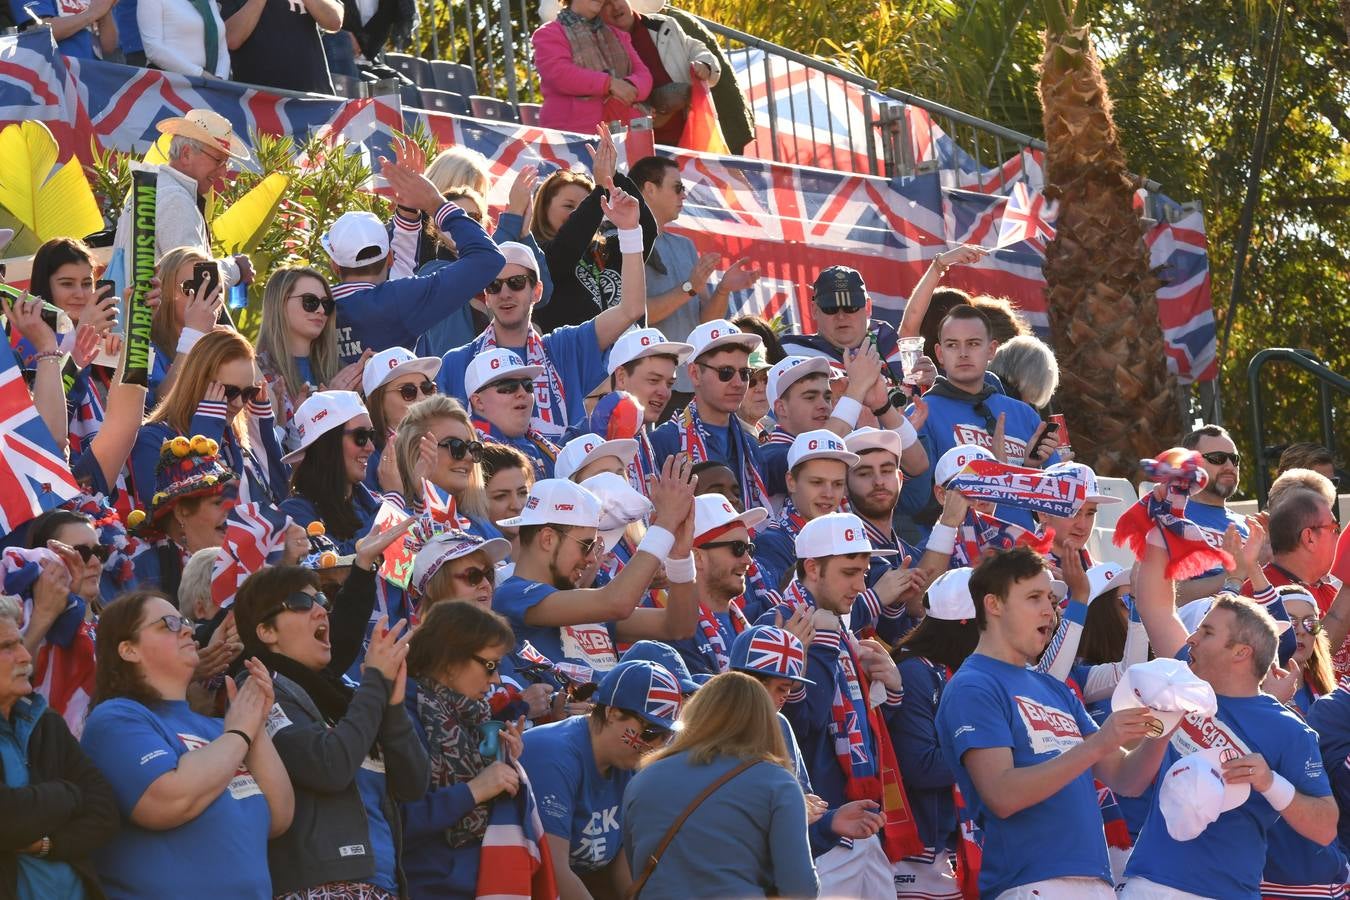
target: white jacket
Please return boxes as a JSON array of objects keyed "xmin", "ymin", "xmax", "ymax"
[
  {"xmin": 138, "ymin": 0, "xmax": 231, "ymax": 78},
  {"xmin": 112, "ymin": 165, "xmax": 240, "ymax": 288},
  {"xmin": 644, "ymin": 12, "xmax": 721, "ymax": 87}
]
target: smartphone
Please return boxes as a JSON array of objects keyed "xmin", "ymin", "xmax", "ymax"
[
  {"xmin": 1030, "ymin": 420, "xmax": 1059, "ymax": 463},
  {"xmin": 191, "ymin": 260, "xmax": 221, "ymax": 303},
  {"xmin": 95, "ymin": 278, "xmax": 116, "ymax": 300}
]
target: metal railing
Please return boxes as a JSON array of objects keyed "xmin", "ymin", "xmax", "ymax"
[{"xmin": 1245, "ymin": 348, "xmax": 1349, "ymax": 507}]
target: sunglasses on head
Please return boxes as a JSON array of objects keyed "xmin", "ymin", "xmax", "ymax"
[
  {"xmin": 260, "ymin": 590, "xmax": 330, "ymax": 623},
  {"xmin": 346, "ymin": 426, "xmax": 379, "ymax": 447},
  {"xmin": 292, "ymin": 292, "xmax": 335, "ymax": 315},
  {"xmin": 701, "ymin": 539, "xmax": 755, "ymax": 558},
  {"xmin": 393, "ymin": 380, "xmax": 438, "ymax": 402},
  {"xmin": 1201, "ymin": 451, "xmax": 1241, "ymax": 467},
  {"xmin": 71, "ymin": 543, "xmax": 112, "ymax": 564},
  {"xmin": 142, "ymin": 613, "xmax": 193, "ymax": 634},
  {"xmin": 453, "ymin": 565, "xmax": 495, "ymax": 587},
  {"xmin": 490, "ymin": 378, "xmax": 534, "ymax": 395},
  {"xmin": 222, "ymin": 384, "xmax": 262, "ymax": 404},
  {"xmin": 437, "ymin": 436, "xmax": 484, "ymax": 461},
  {"xmin": 697, "ymin": 362, "xmax": 751, "ymax": 383},
  {"xmin": 485, "ymin": 273, "xmax": 536, "ymax": 295}
]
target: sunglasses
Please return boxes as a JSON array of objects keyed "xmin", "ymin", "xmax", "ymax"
[
  {"xmin": 490, "ymin": 378, "xmax": 534, "ymax": 395},
  {"xmin": 815, "ymin": 304, "xmax": 863, "ymax": 316},
  {"xmin": 142, "ymin": 614, "xmax": 193, "ymax": 634},
  {"xmin": 222, "ymin": 384, "xmax": 263, "ymax": 404},
  {"xmin": 393, "ymin": 380, "xmax": 438, "ymax": 402},
  {"xmin": 1201, "ymin": 451, "xmax": 1241, "ymax": 467},
  {"xmin": 552, "ymin": 527, "xmax": 601, "ymax": 557},
  {"xmin": 485, "ymin": 274, "xmax": 536, "ymax": 295},
  {"xmin": 672, "ymin": 182, "xmax": 687, "ymax": 195},
  {"xmin": 1290, "ymin": 614, "xmax": 1322, "ymax": 635},
  {"xmin": 437, "ymin": 436, "xmax": 484, "ymax": 461},
  {"xmin": 697, "ymin": 362, "xmax": 751, "ymax": 383},
  {"xmin": 701, "ymin": 539, "xmax": 755, "ymax": 558},
  {"xmin": 291, "ymin": 292, "xmax": 335, "ymax": 315},
  {"xmin": 471, "ymin": 653, "xmax": 500, "ymax": 673},
  {"xmin": 71, "ymin": 543, "xmax": 112, "ymax": 564},
  {"xmin": 260, "ymin": 590, "xmax": 330, "ymax": 623},
  {"xmin": 346, "ymin": 426, "xmax": 379, "ymax": 447},
  {"xmin": 453, "ymin": 566, "xmax": 495, "ymax": 587},
  {"xmin": 638, "ymin": 723, "xmax": 673, "ymax": 745}
]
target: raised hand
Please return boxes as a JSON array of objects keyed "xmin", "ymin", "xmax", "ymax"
[
  {"xmin": 718, "ymin": 258, "xmax": 759, "ymax": 294},
  {"xmin": 183, "ymin": 279, "xmax": 224, "ymax": 332},
  {"xmin": 380, "ymin": 156, "xmax": 445, "ymax": 215},
  {"xmin": 361, "ymin": 615, "xmax": 412, "ymax": 688},
  {"xmin": 776, "ymin": 604, "xmax": 816, "ymax": 647},
  {"xmin": 843, "ymin": 340, "xmax": 884, "ymax": 401},
  {"xmin": 507, "ymin": 164, "xmax": 540, "ymax": 220},
  {"xmin": 68, "ymin": 325, "xmax": 98, "ymax": 369},
  {"xmin": 600, "ymin": 179, "xmax": 641, "ymax": 231},
  {"xmin": 354, "ymin": 514, "xmax": 416, "ymax": 572},
  {"xmin": 906, "ymin": 391, "xmax": 929, "ymax": 431},
  {"xmin": 79, "ymin": 288, "xmax": 120, "ymax": 335},
  {"xmin": 1, "ymin": 292, "xmax": 58, "ymax": 353},
  {"xmin": 329, "ymin": 349, "xmax": 371, "ymax": 392},
  {"xmin": 936, "ymin": 245, "xmax": 988, "ymax": 271},
  {"xmin": 646, "ymin": 454, "xmax": 696, "ymax": 532},
  {"xmin": 587, "ymin": 125, "xmax": 618, "ymax": 185},
  {"xmin": 413, "ymin": 431, "xmax": 439, "ymax": 484}
]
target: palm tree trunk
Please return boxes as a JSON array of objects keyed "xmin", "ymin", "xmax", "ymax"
[{"xmin": 1038, "ymin": 0, "xmax": 1181, "ymax": 476}]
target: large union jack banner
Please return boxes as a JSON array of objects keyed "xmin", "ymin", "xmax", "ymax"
[{"xmin": 1, "ymin": 27, "xmax": 1216, "ymax": 384}]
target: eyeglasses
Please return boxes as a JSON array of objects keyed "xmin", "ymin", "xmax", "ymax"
[
  {"xmin": 1290, "ymin": 614, "xmax": 1322, "ymax": 635},
  {"xmin": 437, "ymin": 436, "xmax": 484, "ymax": 461},
  {"xmin": 196, "ymin": 146, "xmax": 229, "ymax": 169},
  {"xmin": 290, "ymin": 292, "xmax": 335, "ymax": 316},
  {"xmin": 346, "ymin": 427, "xmax": 379, "ymax": 447},
  {"xmin": 453, "ymin": 566, "xmax": 495, "ymax": 588},
  {"xmin": 470, "ymin": 653, "xmax": 500, "ymax": 673},
  {"xmin": 671, "ymin": 182, "xmax": 687, "ymax": 195},
  {"xmin": 485, "ymin": 274, "xmax": 536, "ymax": 295},
  {"xmin": 141, "ymin": 614, "xmax": 194, "ymax": 634},
  {"xmin": 552, "ymin": 527, "xmax": 601, "ymax": 557},
  {"xmin": 393, "ymin": 380, "xmax": 438, "ymax": 402},
  {"xmin": 700, "ymin": 539, "xmax": 755, "ymax": 558},
  {"xmin": 71, "ymin": 543, "xmax": 112, "ymax": 564},
  {"xmin": 697, "ymin": 362, "xmax": 751, "ymax": 383},
  {"xmin": 1201, "ymin": 451, "xmax": 1241, "ymax": 467},
  {"xmin": 222, "ymin": 384, "xmax": 262, "ymax": 404},
  {"xmin": 260, "ymin": 590, "xmax": 330, "ymax": 623},
  {"xmin": 489, "ymin": 378, "xmax": 534, "ymax": 395},
  {"xmin": 1307, "ymin": 520, "xmax": 1341, "ymax": 537}
]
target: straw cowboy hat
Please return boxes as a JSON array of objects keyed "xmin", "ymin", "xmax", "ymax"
[{"xmin": 155, "ymin": 109, "xmax": 249, "ymax": 160}]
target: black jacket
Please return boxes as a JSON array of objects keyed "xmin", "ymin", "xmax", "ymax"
[{"xmin": 0, "ymin": 698, "xmax": 120, "ymax": 900}]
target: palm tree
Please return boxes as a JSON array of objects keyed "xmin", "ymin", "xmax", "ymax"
[{"xmin": 1038, "ymin": 0, "xmax": 1180, "ymax": 476}]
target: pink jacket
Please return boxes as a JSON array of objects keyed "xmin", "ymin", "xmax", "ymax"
[{"xmin": 532, "ymin": 20, "xmax": 653, "ymax": 133}]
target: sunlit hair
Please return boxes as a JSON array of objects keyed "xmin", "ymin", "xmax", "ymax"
[
  {"xmin": 1277, "ymin": 584, "xmax": 1334, "ymax": 696},
  {"xmin": 425, "ymin": 146, "xmax": 491, "ymax": 197},
  {"xmin": 642, "ymin": 672, "xmax": 788, "ymax": 769},
  {"xmin": 152, "ymin": 246, "xmax": 211, "ymax": 358},
  {"xmin": 970, "ymin": 294, "xmax": 1032, "ymax": 345},
  {"xmin": 1277, "ymin": 442, "xmax": 1337, "ymax": 476},
  {"xmin": 480, "ymin": 442, "xmax": 534, "ymax": 488},
  {"xmin": 1211, "ymin": 593, "xmax": 1278, "ymax": 679},
  {"xmin": 419, "ymin": 551, "xmax": 496, "ymax": 612},
  {"xmin": 408, "ymin": 599, "xmax": 513, "ymax": 681},
  {"xmin": 989, "ymin": 334, "xmax": 1060, "ymax": 409},
  {"xmin": 1268, "ymin": 469, "xmax": 1337, "ymax": 512},
  {"xmin": 255, "ymin": 266, "xmax": 338, "ymax": 402},
  {"xmin": 178, "ymin": 547, "xmax": 220, "ymax": 618},
  {"xmin": 93, "ymin": 590, "xmax": 174, "ymax": 707},
  {"xmin": 146, "ymin": 329, "xmax": 254, "ymax": 449},
  {"xmin": 393, "ymin": 395, "xmax": 488, "ymax": 519},
  {"xmin": 530, "ymin": 169, "xmax": 595, "ymax": 244},
  {"xmin": 1268, "ymin": 488, "xmax": 1331, "ymax": 554}
]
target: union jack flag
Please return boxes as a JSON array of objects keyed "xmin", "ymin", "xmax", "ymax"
[
  {"xmin": 421, "ymin": 478, "xmax": 471, "ymax": 531},
  {"xmin": 995, "ymin": 182, "xmax": 1058, "ymax": 249},
  {"xmin": 645, "ymin": 665, "xmax": 684, "ymax": 723},
  {"xmin": 0, "ymin": 350, "xmax": 81, "ymax": 533},
  {"xmin": 1148, "ymin": 207, "xmax": 1218, "ymax": 384},
  {"xmin": 517, "ymin": 640, "xmax": 554, "ymax": 668},
  {"xmin": 475, "ymin": 765, "xmax": 559, "ymax": 900},
  {"xmin": 210, "ymin": 502, "xmax": 291, "ymax": 609},
  {"xmin": 844, "ymin": 708, "xmax": 870, "ymax": 766},
  {"xmin": 746, "ymin": 629, "xmax": 805, "ymax": 679}
]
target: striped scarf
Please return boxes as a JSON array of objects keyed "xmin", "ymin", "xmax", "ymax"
[
  {"xmin": 676, "ymin": 400, "xmax": 769, "ymax": 513},
  {"xmin": 695, "ymin": 600, "xmax": 751, "ymax": 673},
  {"xmin": 470, "ymin": 325, "xmax": 568, "ymax": 439}
]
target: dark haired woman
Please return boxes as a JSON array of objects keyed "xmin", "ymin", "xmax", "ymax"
[
  {"xmin": 231, "ymin": 565, "xmax": 429, "ymax": 899},
  {"xmin": 400, "ymin": 599, "xmax": 527, "ymax": 897},
  {"xmin": 280, "ymin": 390, "xmax": 382, "ymax": 555},
  {"xmin": 79, "ymin": 590, "xmax": 294, "ymax": 899}
]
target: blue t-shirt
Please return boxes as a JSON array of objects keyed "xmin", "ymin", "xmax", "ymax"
[
  {"xmin": 935, "ymin": 652, "xmax": 1110, "ymax": 896},
  {"xmin": 1182, "ymin": 500, "xmax": 1250, "ymax": 580},
  {"xmin": 520, "ymin": 715, "xmax": 630, "ymax": 873},
  {"xmin": 1125, "ymin": 693, "xmax": 1331, "ymax": 898},
  {"xmin": 80, "ymin": 699, "xmax": 273, "ymax": 900},
  {"xmin": 437, "ymin": 321, "xmax": 608, "ymax": 436},
  {"xmin": 354, "ymin": 766, "xmax": 398, "ymax": 892},
  {"xmin": 491, "ymin": 575, "xmax": 618, "ymax": 674},
  {"xmin": 1308, "ymin": 684, "xmax": 1350, "ymax": 853},
  {"xmin": 13, "ymin": 0, "xmax": 96, "ymax": 57}
]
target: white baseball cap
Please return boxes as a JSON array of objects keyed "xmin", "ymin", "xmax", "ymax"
[
  {"xmin": 693, "ymin": 493, "xmax": 769, "ymax": 542},
  {"xmin": 497, "ymin": 240, "xmax": 540, "ymax": 277},
  {"xmin": 787, "ymin": 429, "xmax": 859, "ymax": 470},
  {"xmin": 1045, "ymin": 461, "xmax": 1121, "ymax": 504},
  {"xmin": 934, "ymin": 443, "xmax": 997, "ymax": 487},
  {"xmin": 362, "ymin": 347, "xmax": 442, "ymax": 398},
  {"xmin": 410, "ymin": 531, "xmax": 511, "ymax": 597},
  {"xmin": 794, "ymin": 512, "xmax": 897, "ymax": 559},
  {"xmin": 282, "ymin": 390, "xmax": 368, "ymax": 465},
  {"xmin": 1159, "ymin": 747, "xmax": 1251, "ymax": 841},
  {"xmin": 845, "ymin": 426, "xmax": 902, "ymax": 464},
  {"xmin": 1111, "ymin": 658, "xmax": 1218, "ymax": 739},
  {"xmin": 607, "ymin": 327, "xmax": 694, "ymax": 375},
  {"xmin": 321, "ymin": 211, "xmax": 390, "ymax": 268},
  {"xmin": 1085, "ymin": 562, "xmax": 1132, "ymax": 604},
  {"xmin": 927, "ymin": 567, "xmax": 975, "ymax": 621},
  {"xmin": 465, "ymin": 348, "xmax": 545, "ymax": 397},
  {"xmin": 496, "ymin": 478, "xmax": 602, "ymax": 529},
  {"xmin": 555, "ymin": 433, "xmax": 639, "ymax": 482},
  {"xmin": 766, "ymin": 355, "xmax": 832, "ymax": 407},
  {"xmin": 686, "ymin": 318, "xmax": 762, "ymax": 361},
  {"xmin": 580, "ymin": 471, "xmax": 653, "ymax": 550}
]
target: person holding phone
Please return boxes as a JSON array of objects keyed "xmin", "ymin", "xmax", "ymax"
[{"xmin": 148, "ymin": 246, "xmax": 227, "ymax": 404}]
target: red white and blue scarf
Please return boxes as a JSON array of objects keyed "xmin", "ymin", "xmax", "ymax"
[
  {"xmin": 695, "ymin": 600, "xmax": 751, "ymax": 673},
  {"xmin": 945, "ymin": 457, "xmax": 1087, "ymax": 518},
  {"xmin": 676, "ymin": 400, "xmax": 769, "ymax": 513},
  {"xmin": 952, "ymin": 510, "xmax": 1055, "ymax": 568},
  {"xmin": 470, "ymin": 324, "xmax": 568, "ymax": 439}
]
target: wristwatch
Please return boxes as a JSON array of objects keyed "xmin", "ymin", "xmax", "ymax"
[
  {"xmin": 36, "ymin": 836, "xmax": 51, "ymax": 858},
  {"xmin": 681, "ymin": 280, "xmax": 697, "ymax": 297}
]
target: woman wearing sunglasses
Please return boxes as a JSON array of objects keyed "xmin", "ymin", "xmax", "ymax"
[
  {"xmin": 392, "ymin": 395, "xmax": 500, "ymax": 540},
  {"xmin": 134, "ymin": 329, "xmax": 287, "ymax": 510},
  {"xmin": 280, "ymin": 391, "xmax": 384, "ymax": 555},
  {"xmin": 80, "ymin": 590, "xmax": 294, "ymax": 900},
  {"xmin": 148, "ymin": 246, "xmax": 226, "ymax": 403},
  {"xmin": 409, "ymin": 530, "xmax": 511, "ymax": 614},
  {"xmin": 231, "ymin": 565, "xmax": 430, "ymax": 900},
  {"xmin": 400, "ymin": 600, "xmax": 530, "ymax": 897},
  {"xmin": 360, "ymin": 347, "xmax": 442, "ymax": 492}
]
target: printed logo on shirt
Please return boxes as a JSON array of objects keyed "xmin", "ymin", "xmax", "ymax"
[
  {"xmin": 1306, "ymin": 757, "xmax": 1325, "ymax": 780},
  {"xmin": 576, "ymin": 805, "xmax": 620, "ymax": 866},
  {"xmin": 1170, "ymin": 711, "xmax": 1253, "ymax": 759},
  {"xmin": 560, "ymin": 624, "xmax": 618, "ymax": 672},
  {"xmin": 263, "ymin": 702, "xmax": 292, "ymax": 739},
  {"xmin": 951, "ymin": 423, "xmax": 1027, "ymax": 463},
  {"xmin": 953, "ymin": 724, "xmax": 976, "ymax": 740},
  {"xmin": 57, "ymin": 0, "xmax": 89, "ymax": 16},
  {"xmin": 139, "ymin": 749, "xmax": 169, "ymax": 766},
  {"xmin": 338, "ymin": 844, "xmax": 367, "ymax": 857},
  {"xmin": 539, "ymin": 793, "xmax": 567, "ymax": 821},
  {"xmin": 179, "ymin": 732, "xmax": 262, "ymax": 799},
  {"xmin": 1013, "ymin": 695, "xmax": 1083, "ymax": 755}
]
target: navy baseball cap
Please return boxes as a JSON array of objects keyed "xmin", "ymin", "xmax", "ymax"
[
  {"xmin": 812, "ymin": 266, "xmax": 867, "ymax": 311},
  {"xmin": 729, "ymin": 625, "xmax": 813, "ymax": 685},
  {"xmin": 620, "ymin": 641, "xmax": 701, "ymax": 694},
  {"xmin": 593, "ymin": 660, "xmax": 684, "ymax": 730}
]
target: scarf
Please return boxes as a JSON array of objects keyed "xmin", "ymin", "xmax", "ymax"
[
  {"xmin": 256, "ymin": 647, "xmax": 354, "ymax": 726},
  {"xmin": 776, "ymin": 496, "xmax": 808, "ymax": 538},
  {"xmin": 952, "ymin": 510, "xmax": 1055, "ymax": 568},
  {"xmin": 474, "ymin": 418, "xmax": 560, "ymax": 480},
  {"xmin": 781, "ymin": 580, "xmax": 923, "ymax": 861},
  {"xmin": 629, "ymin": 428, "xmax": 658, "ymax": 497},
  {"xmin": 186, "ymin": 0, "xmax": 220, "ymax": 73},
  {"xmin": 945, "ymin": 457, "xmax": 1087, "ymax": 519},
  {"xmin": 764, "ymin": 426, "xmax": 795, "ymax": 447},
  {"xmin": 557, "ymin": 9, "xmax": 632, "ymax": 79},
  {"xmin": 1113, "ymin": 450, "xmax": 1234, "ymax": 580},
  {"xmin": 676, "ymin": 400, "xmax": 770, "ymax": 513},
  {"xmin": 470, "ymin": 324, "xmax": 568, "ymax": 439},
  {"xmin": 695, "ymin": 600, "xmax": 751, "ymax": 673},
  {"xmin": 413, "ymin": 676, "xmax": 495, "ymax": 846}
]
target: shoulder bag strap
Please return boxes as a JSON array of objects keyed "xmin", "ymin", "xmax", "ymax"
[{"xmin": 625, "ymin": 758, "xmax": 759, "ymax": 900}]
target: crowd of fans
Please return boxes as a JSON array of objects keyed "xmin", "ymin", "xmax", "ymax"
[{"xmin": 2, "ymin": 91, "xmax": 1349, "ymax": 900}]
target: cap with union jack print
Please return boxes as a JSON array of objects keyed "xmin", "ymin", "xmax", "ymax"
[
  {"xmin": 729, "ymin": 625, "xmax": 813, "ymax": 685},
  {"xmin": 593, "ymin": 660, "xmax": 684, "ymax": 730}
]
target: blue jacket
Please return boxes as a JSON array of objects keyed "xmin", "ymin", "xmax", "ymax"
[
  {"xmin": 893, "ymin": 654, "xmax": 957, "ymax": 853},
  {"xmin": 279, "ymin": 483, "xmax": 382, "ymax": 554}
]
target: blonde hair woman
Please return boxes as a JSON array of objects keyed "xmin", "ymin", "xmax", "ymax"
[
  {"xmin": 149, "ymin": 246, "xmax": 226, "ymax": 402},
  {"xmin": 622, "ymin": 672, "xmax": 818, "ymax": 898},
  {"xmin": 393, "ymin": 395, "xmax": 498, "ymax": 539}
]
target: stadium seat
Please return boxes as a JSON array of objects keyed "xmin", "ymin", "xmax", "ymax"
[
  {"xmin": 1138, "ymin": 480, "xmax": 1157, "ymax": 499},
  {"xmin": 429, "ymin": 60, "xmax": 479, "ymax": 96},
  {"xmin": 331, "ymin": 74, "xmax": 365, "ymax": 99},
  {"xmin": 1092, "ymin": 527, "xmax": 1136, "ymax": 569},
  {"xmin": 1092, "ymin": 477, "xmax": 1136, "ymax": 528},
  {"xmin": 384, "ymin": 52, "xmax": 433, "ymax": 88},
  {"xmin": 518, "ymin": 103, "xmax": 542, "ymax": 125},
  {"xmin": 399, "ymin": 83, "xmax": 424, "ymax": 109},
  {"xmin": 419, "ymin": 88, "xmax": 472, "ymax": 116},
  {"xmin": 470, "ymin": 95, "xmax": 518, "ymax": 123}
]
